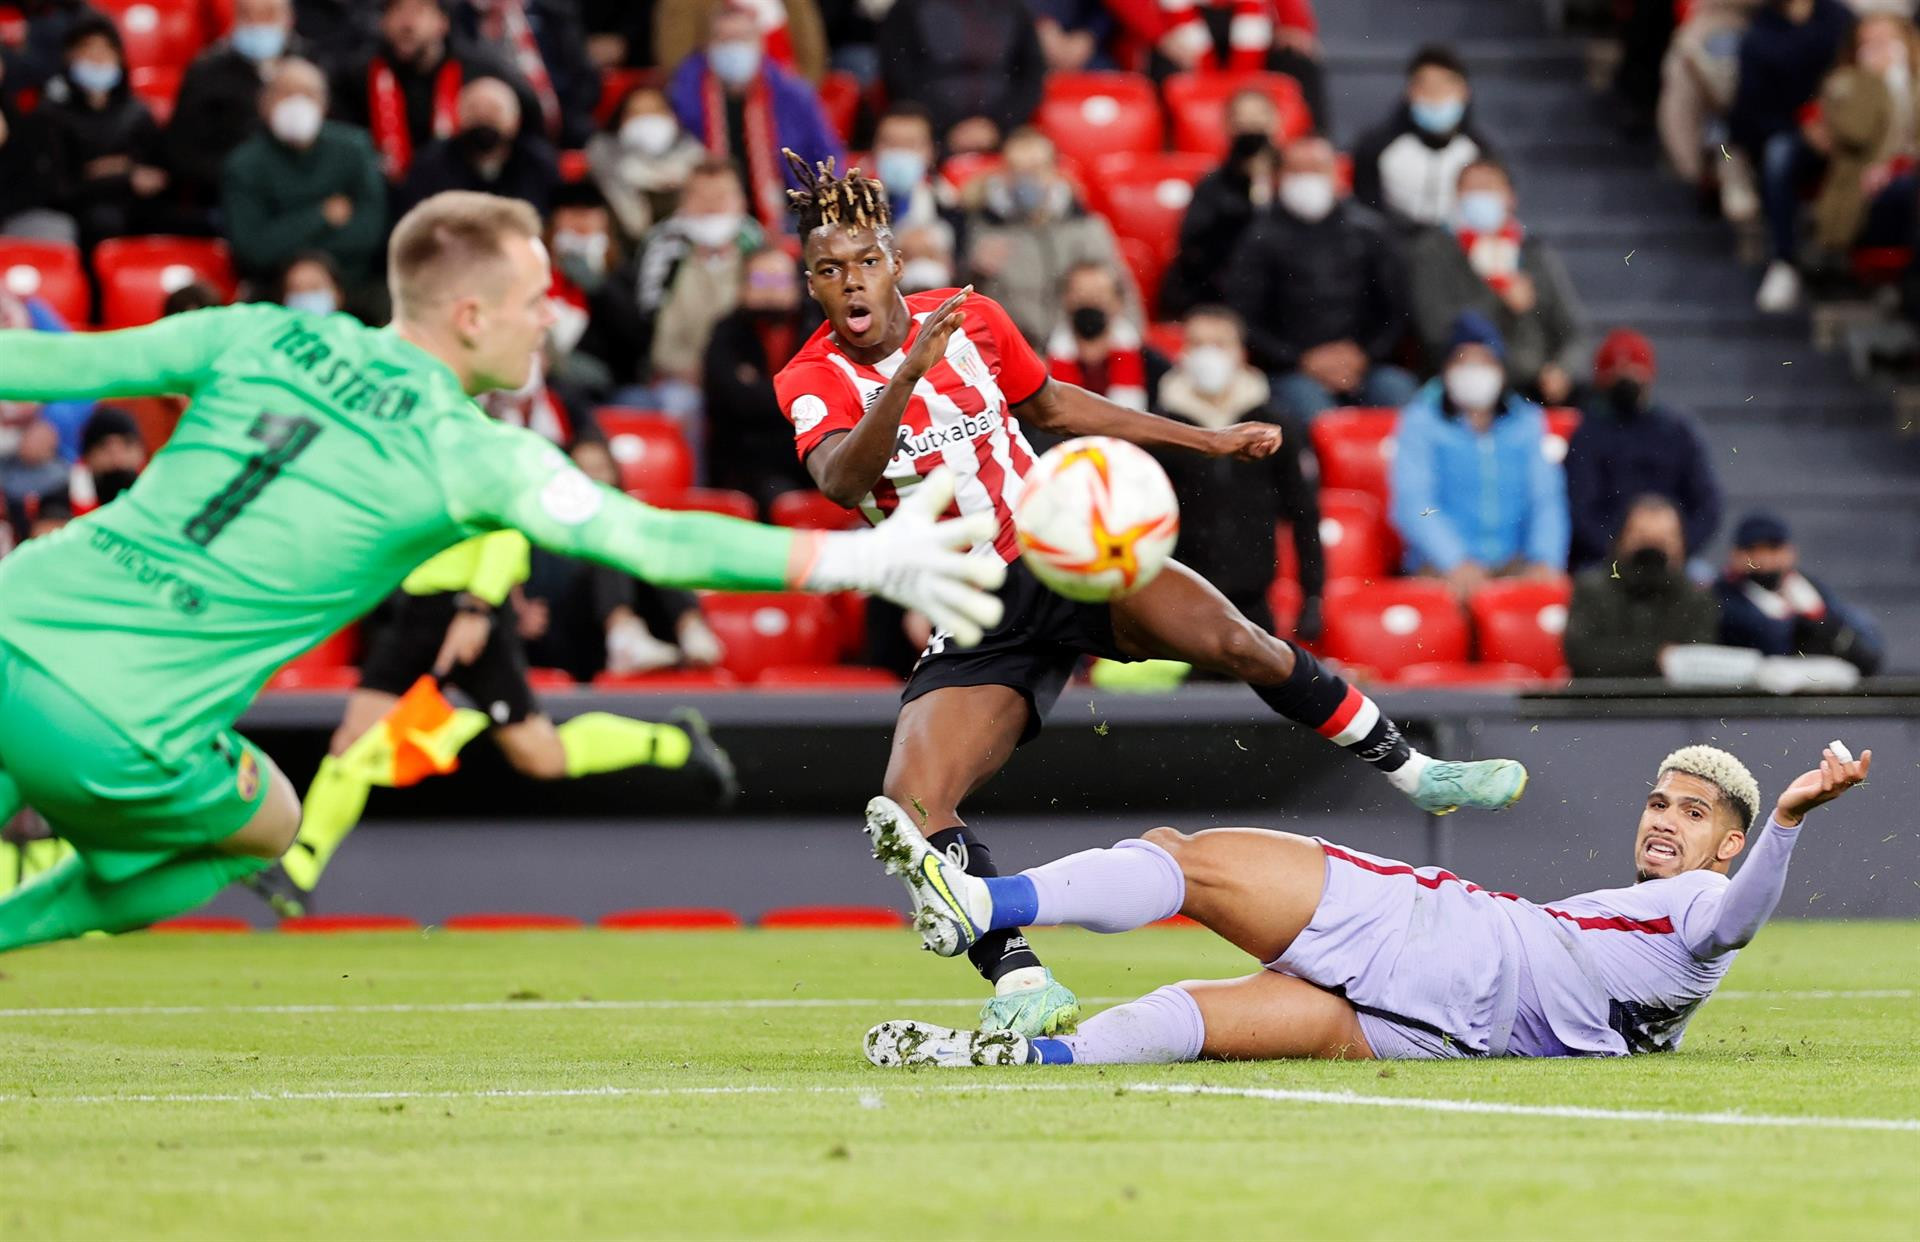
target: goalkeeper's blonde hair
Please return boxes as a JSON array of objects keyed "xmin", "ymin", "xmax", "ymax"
[{"xmin": 1658, "ymin": 745, "xmax": 1761, "ymax": 830}]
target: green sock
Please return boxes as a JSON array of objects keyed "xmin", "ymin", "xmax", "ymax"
[
  {"xmin": 0, "ymin": 848, "xmax": 268, "ymax": 952},
  {"xmin": 281, "ymin": 756, "xmax": 373, "ymax": 891},
  {"xmin": 556, "ymin": 713, "xmax": 691, "ymax": 777}
]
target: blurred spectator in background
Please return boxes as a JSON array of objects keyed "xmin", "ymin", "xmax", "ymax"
[
  {"xmin": 1807, "ymin": 14, "xmax": 1920, "ymax": 259},
  {"xmin": 295, "ymin": 0, "xmax": 379, "ymax": 75},
  {"xmin": 581, "ymin": 0, "xmax": 650, "ymax": 68},
  {"xmin": 1716, "ymin": 510, "xmax": 1884, "ymax": 673},
  {"xmin": 70, "ymin": 404, "xmax": 145, "ymax": 512},
  {"xmin": 636, "ymin": 159, "xmax": 764, "ymax": 454},
  {"xmin": 162, "ymin": 280, "xmax": 226, "ymax": 315},
  {"xmin": 1031, "ymin": 0, "xmax": 1117, "ymax": 73},
  {"xmin": 879, "ymin": 0, "xmax": 1045, "ymax": 154},
  {"xmin": 870, "ymin": 102, "xmax": 962, "ymax": 240},
  {"xmin": 39, "ymin": 15, "xmax": 173, "ymax": 248},
  {"xmin": 546, "ymin": 182, "xmax": 646, "ymax": 396},
  {"xmin": 657, "ymin": 0, "xmax": 829, "ymax": 85},
  {"xmin": 0, "ymin": 0, "xmax": 93, "ymax": 98},
  {"xmin": 224, "ymin": 58, "xmax": 388, "ymax": 291},
  {"xmin": 452, "ymin": 0, "xmax": 600, "ymax": 147},
  {"xmin": 396, "ymin": 74, "xmax": 559, "ymax": 216},
  {"xmin": 167, "ymin": 0, "xmax": 301, "ymax": 216},
  {"xmin": 1353, "ymin": 44, "xmax": 1490, "ymax": 229},
  {"xmin": 1408, "ymin": 157, "xmax": 1580, "ymax": 404},
  {"xmin": 1566, "ymin": 329, "xmax": 1721, "ymax": 571},
  {"xmin": 274, "ymin": 251, "xmax": 351, "ymax": 317},
  {"xmin": 703, "ymin": 245, "xmax": 818, "ymax": 507},
  {"xmin": 1107, "ymin": 0, "xmax": 1327, "ymax": 127},
  {"xmin": 1735, "ymin": 0, "xmax": 1854, "ymax": 311},
  {"xmin": 1150, "ymin": 304, "xmax": 1324, "ymax": 640},
  {"xmin": 333, "ymin": 0, "xmax": 524, "ymax": 184},
  {"xmin": 1564, "ymin": 494, "xmax": 1719, "ymax": 679},
  {"xmin": 1224, "ymin": 135, "xmax": 1415, "ymax": 421},
  {"xmin": 0, "ymin": 60, "xmax": 65, "ymax": 241},
  {"xmin": 1, "ymin": 420, "xmax": 67, "ymax": 540},
  {"xmin": 1162, "ymin": 87, "xmax": 1281, "ymax": 318},
  {"xmin": 0, "ymin": 289, "xmax": 92, "ymax": 461},
  {"xmin": 588, "ymin": 85, "xmax": 706, "ymax": 244},
  {"xmin": 818, "ymin": 0, "xmax": 887, "ymax": 84},
  {"xmin": 965, "ymin": 127, "xmax": 1136, "ymax": 342},
  {"xmin": 1390, "ymin": 312, "xmax": 1569, "ymax": 595},
  {"xmin": 520, "ymin": 439, "xmax": 726, "ymax": 679},
  {"xmin": 1046, "ymin": 261, "xmax": 1165, "ymax": 413},
  {"xmin": 1659, "ymin": 0, "xmax": 1763, "ymax": 218},
  {"xmin": 669, "ymin": 4, "xmax": 843, "ymax": 234},
  {"xmin": 894, "ymin": 218, "xmax": 957, "ymax": 292}
]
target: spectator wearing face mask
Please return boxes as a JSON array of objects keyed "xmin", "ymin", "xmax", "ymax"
[
  {"xmin": 224, "ymin": 58, "xmax": 388, "ymax": 290},
  {"xmin": 1149, "ymin": 305, "xmax": 1324, "ymax": 640},
  {"xmin": 545, "ymin": 182, "xmax": 646, "ymax": 396},
  {"xmin": 1106, "ymin": 0, "xmax": 1328, "ymax": 129},
  {"xmin": 657, "ymin": 0, "xmax": 830, "ymax": 85},
  {"xmin": 1565, "ymin": 329, "xmax": 1721, "ymax": 572},
  {"xmin": 879, "ymin": 0, "xmax": 1045, "ymax": 155},
  {"xmin": 703, "ymin": 246, "xmax": 821, "ymax": 507},
  {"xmin": 1224, "ymin": 134, "xmax": 1416, "ymax": 422},
  {"xmin": 1715, "ymin": 511, "xmax": 1884, "ymax": 674},
  {"xmin": 1352, "ymin": 43, "xmax": 1491, "ymax": 230},
  {"xmin": 68, "ymin": 404, "xmax": 146, "ymax": 515},
  {"xmin": 1031, "ymin": 0, "xmax": 1118, "ymax": 74},
  {"xmin": 1390, "ymin": 311, "xmax": 1569, "ymax": 598},
  {"xmin": 869, "ymin": 102, "xmax": 964, "ymax": 244},
  {"xmin": 38, "ymin": 14, "xmax": 175, "ymax": 248},
  {"xmin": 1564, "ymin": 494, "xmax": 1720, "ymax": 680},
  {"xmin": 1045, "ymin": 262, "xmax": 1169, "ymax": 439},
  {"xmin": 668, "ymin": 4, "xmax": 843, "ymax": 235},
  {"xmin": 966, "ymin": 127, "xmax": 1139, "ymax": 343},
  {"xmin": 1163, "ymin": 88, "xmax": 1283, "ymax": 319},
  {"xmin": 0, "ymin": 419, "xmax": 67, "ymax": 543},
  {"xmin": 451, "ymin": 0, "xmax": 601, "ymax": 148},
  {"xmin": 395, "ymin": 74, "xmax": 560, "ymax": 216},
  {"xmin": 167, "ymin": 0, "xmax": 303, "ymax": 214},
  {"xmin": 894, "ymin": 220, "xmax": 958, "ymax": 295},
  {"xmin": 588, "ymin": 85, "xmax": 707, "ymax": 245},
  {"xmin": 1408, "ymin": 157, "xmax": 1581, "ymax": 406},
  {"xmin": 274, "ymin": 250, "xmax": 351, "ymax": 319}
]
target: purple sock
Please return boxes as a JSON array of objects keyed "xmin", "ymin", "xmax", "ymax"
[
  {"xmin": 1038, "ymin": 986, "xmax": 1206, "ymax": 1065},
  {"xmin": 1015, "ymin": 838, "xmax": 1185, "ymax": 934}
]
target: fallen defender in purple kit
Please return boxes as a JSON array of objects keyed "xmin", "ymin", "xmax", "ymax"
[{"xmin": 861, "ymin": 743, "xmax": 1872, "ymax": 1066}]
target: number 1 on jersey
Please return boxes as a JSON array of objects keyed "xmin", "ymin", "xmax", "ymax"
[{"xmin": 183, "ymin": 413, "xmax": 322, "ymax": 546}]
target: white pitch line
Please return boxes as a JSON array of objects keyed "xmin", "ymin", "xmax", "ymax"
[
  {"xmin": 0, "ymin": 989, "xmax": 1908, "ymax": 1020},
  {"xmin": 1, "ymin": 1080, "xmax": 1914, "ymax": 1134}
]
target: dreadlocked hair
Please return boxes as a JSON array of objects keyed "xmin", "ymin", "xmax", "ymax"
[{"xmin": 783, "ymin": 148, "xmax": 892, "ymax": 236}]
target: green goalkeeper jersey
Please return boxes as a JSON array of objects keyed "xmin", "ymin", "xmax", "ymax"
[{"xmin": 0, "ymin": 304, "xmax": 798, "ymax": 763}]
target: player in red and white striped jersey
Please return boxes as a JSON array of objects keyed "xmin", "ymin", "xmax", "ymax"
[{"xmin": 773, "ymin": 152, "xmax": 1531, "ymax": 1038}]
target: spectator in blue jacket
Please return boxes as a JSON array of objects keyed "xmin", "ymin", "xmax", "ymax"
[
  {"xmin": 1715, "ymin": 510, "xmax": 1884, "ymax": 674},
  {"xmin": 1565, "ymin": 328, "xmax": 1721, "ymax": 571},
  {"xmin": 667, "ymin": 4, "xmax": 842, "ymax": 237},
  {"xmin": 0, "ymin": 288, "xmax": 92, "ymax": 460},
  {"xmin": 1389, "ymin": 310, "xmax": 1569, "ymax": 597}
]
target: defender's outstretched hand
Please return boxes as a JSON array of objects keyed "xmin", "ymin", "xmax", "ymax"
[
  {"xmin": 1208, "ymin": 422, "xmax": 1283, "ymax": 460},
  {"xmin": 801, "ymin": 468, "xmax": 1006, "ymax": 647},
  {"xmin": 1775, "ymin": 744, "xmax": 1871, "ymax": 826}
]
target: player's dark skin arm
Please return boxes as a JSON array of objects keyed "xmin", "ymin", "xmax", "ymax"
[{"xmin": 1014, "ymin": 378, "xmax": 1282, "ymax": 459}]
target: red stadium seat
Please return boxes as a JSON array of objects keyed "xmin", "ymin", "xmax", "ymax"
[
  {"xmin": 600, "ymin": 907, "xmax": 744, "ymax": 930},
  {"xmin": 1116, "ymin": 235, "xmax": 1167, "ymax": 318},
  {"xmin": 1310, "ymin": 407, "xmax": 1399, "ymax": 504},
  {"xmin": 93, "ymin": 236, "xmax": 235, "ymax": 328},
  {"xmin": 1267, "ymin": 575, "xmax": 1302, "ymax": 636},
  {"xmin": 1146, "ymin": 321, "xmax": 1185, "ymax": 360},
  {"xmin": 1164, "ymin": 71, "xmax": 1312, "ymax": 159},
  {"xmin": 1033, "ymin": 71, "xmax": 1162, "ymax": 164},
  {"xmin": 597, "ymin": 407, "xmax": 694, "ymax": 496},
  {"xmin": 1319, "ymin": 579, "xmax": 1469, "ymax": 675},
  {"xmin": 755, "ymin": 665, "xmax": 903, "ymax": 689},
  {"xmin": 595, "ymin": 66, "xmax": 655, "ymax": 125},
  {"xmin": 940, "ymin": 151, "xmax": 1005, "ymax": 194},
  {"xmin": 95, "ymin": 0, "xmax": 204, "ymax": 72},
  {"xmin": 1317, "ymin": 488, "xmax": 1395, "ymax": 583},
  {"xmin": 698, "ymin": 592, "xmax": 840, "ymax": 682},
  {"xmin": 769, "ymin": 489, "xmax": 863, "ymax": 529},
  {"xmin": 651, "ymin": 487, "xmax": 758, "ymax": 521},
  {"xmin": 1392, "ymin": 661, "xmax": 1551, "ymax": 688},
  {"xmin": 1542, "ymin": 406, "xmax": 1580, "ymax": 465},
  {"xmin": 130, "ymin": 64, "xmax": 182, "ymax": 124},
  {"xmin": 818, "ymin": 69, "xmax": 861, "ymax": 144},
  {"xmin": 1091, "ymin": 151, "xmax": 1213, "ymax": 261},
  {"xmin": 268, "ymin": 625, "xmax": 362, "ymax": 690},
  {"xmin": 525, "ymin": 667, "xmax": 577, "ymax": 691},
  {"xmin": 590, "ymin": 668, "xmax": 740, "ymax": 690},
  {"xmin": 0, "ymin": 239, "xmax": 90, "ymax": 325},
  {"xmin": 1468, "ymin": 577, "xmax": 1573, "ymax": 678}
]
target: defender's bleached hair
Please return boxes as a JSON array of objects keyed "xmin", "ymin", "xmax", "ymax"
[
  {"xmin": 783, "ymin": 148, "xmax": 892, "ymax": 237},
  {"xmin": 1658, "ymin": 745, "xmax": 1761, "ymax": 830}
]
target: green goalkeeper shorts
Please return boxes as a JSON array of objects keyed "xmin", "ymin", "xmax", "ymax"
[{"xmin": 0, "ymin": 639, "xmax": 269, "ymax": 879}]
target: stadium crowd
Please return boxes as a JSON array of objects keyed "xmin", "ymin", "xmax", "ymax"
[{"xmin": 0, "ymin": 0, "xmax": 1890, "ymax": 690}]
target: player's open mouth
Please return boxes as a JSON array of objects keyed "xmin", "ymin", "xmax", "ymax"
[
  {"xmin": 1643, "ymin": 838, "xmax": 1679, "ymax": 865},
  {"xmin": 845, "ymin": 304, "xmax": 873, "ymax": 336}
]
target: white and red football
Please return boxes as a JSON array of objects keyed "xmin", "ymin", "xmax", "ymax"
[{"xmin": 1012, "ymin": 436, "xmax": 1180, "ymax": 603}]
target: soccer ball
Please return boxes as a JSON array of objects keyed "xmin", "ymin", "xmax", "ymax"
[{"xmin": 1013, "ymin": 436, "xmax": 1179, "ymax": 603}]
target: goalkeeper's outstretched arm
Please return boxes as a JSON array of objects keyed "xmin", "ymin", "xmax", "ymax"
[{"xmin": 0, "ymin": 305, "xmax": 275, "ymax": 400}]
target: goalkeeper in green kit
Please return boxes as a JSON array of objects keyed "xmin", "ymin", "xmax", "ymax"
[{"xmin": 0, "ymin": 192, "xmax": 1005, "ymax": 952}]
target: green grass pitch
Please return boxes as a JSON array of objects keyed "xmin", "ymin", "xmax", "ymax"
[{"xmin": 3, "ymin": 921, "xmax": 1916, "ymax": 1240}]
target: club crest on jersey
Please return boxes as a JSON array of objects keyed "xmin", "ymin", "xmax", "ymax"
[
  {"xmin": 236, "ymin": 750, "xmax": 260, "ymax": 801},
  {"xmin": 948, "ymin": 337, "xmax": 991, "ymax": 389}
]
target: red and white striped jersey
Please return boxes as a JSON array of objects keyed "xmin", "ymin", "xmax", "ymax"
[{"xmin": 774, "ymin": 289, "xmax": 1049, "ymax": 562}]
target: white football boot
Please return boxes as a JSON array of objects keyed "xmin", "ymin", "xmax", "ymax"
[
  {"xmin": 863, "ymin": 795, "xmax": 992, "ymax": 956},
  {"xmin": 864, "ymin": 1020, "xmax": 1033, "ymax": 1067}
]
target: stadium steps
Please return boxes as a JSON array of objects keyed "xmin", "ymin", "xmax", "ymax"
[{"xmin": 1324, "ymin": 0, "xmax": 1920, "ymax": 668}]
